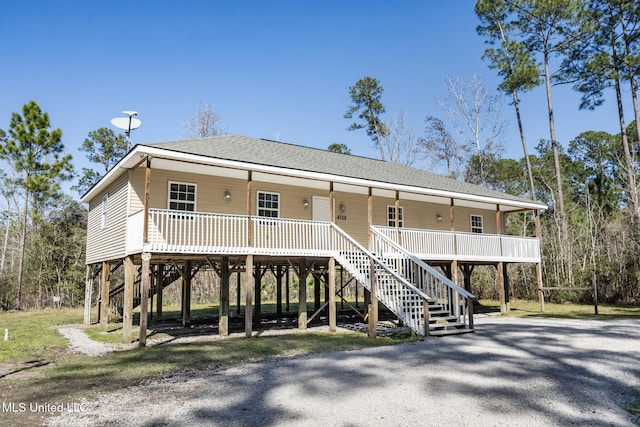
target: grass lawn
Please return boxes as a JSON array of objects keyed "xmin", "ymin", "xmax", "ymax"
[{"xmin": 476, "ymin": 299, "xmax": 640, "ymax": 320}]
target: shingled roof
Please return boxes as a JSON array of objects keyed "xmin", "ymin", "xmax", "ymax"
[{"xmin": 145, "ymin": 135, "xmax": 542, "ymax": 208}]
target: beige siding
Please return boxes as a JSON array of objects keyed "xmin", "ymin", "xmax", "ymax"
[
  {"xmin": 127, "ymin": 167, "xmax": 508, "ymax": 251},
  {"xmin": 86, "ymin": 175, "xmax": 129, "ymax": 264}
]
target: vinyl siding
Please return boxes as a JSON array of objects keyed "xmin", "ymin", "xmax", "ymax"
[
  {"xmin": 85, "ymin": 175, "xmax": 129, "ymax": 264},
  {"xmin": 125, "ymin": 167, "xmax": 507, "ymax": 251}
]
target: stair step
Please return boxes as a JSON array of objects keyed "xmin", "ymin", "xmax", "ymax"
[
  {"xmin": 428, "ymin": 327, "xmax": 475, "ymax": 337},
  {"xmin": 429, "ymin": 321, "xmax": 466, "ymax": 330}
]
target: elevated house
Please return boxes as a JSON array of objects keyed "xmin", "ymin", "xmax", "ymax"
[{"xmin": 81, "ymin": 135, "xmax": 546, "ymax": 345}]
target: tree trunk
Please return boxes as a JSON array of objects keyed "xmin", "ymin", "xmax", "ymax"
[
  {"xmin": 16, "ymin": 191, "xmax": 28, "ymax": 309},
  {"xmin": 543, "ymin": 49, "xmax": 571, "ymax": 286},
  {"xmin": 612, "ymin": 32, "xmax": 640, "ymax": 224},
  {"xmin": 619, "ymin": 6, "xmax": 640, "ymax": 152},
  {"xmin": 0, "ymin": 199, "xmax": 11, "ymax": 273}
]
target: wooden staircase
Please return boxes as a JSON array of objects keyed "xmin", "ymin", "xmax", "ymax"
[{"xmin": 107, "ymin": 264, "xmax": 181, "ymax": 315}]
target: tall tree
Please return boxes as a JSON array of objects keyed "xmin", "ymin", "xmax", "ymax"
[
  {"xmin": 344, "ymin": 76, "xmax": 389, "ymax": 160},
  {"xmin": 185, "ymin": 102, "xmax": 225, "ymax": 138},
  {"xmin": 571, "ymin": 0, "xmax": 640, "ymax": 223},
  {"xmin": 0, "ymin": 101, "xmax": 73, "ymax": 309},
  {"xmin": 476, "ymin": 0, "xmax": 541, "ymax": 200},
  {"xmin": 436, "ymin": 74, "xmax": 506, "ymax": 186},
  {"xmin": 513, "ymin": 0, "xmax": 586, "ymax": 287},
  {"xmin": 74, "ymin": 127, "xmax": 128, "ymax": 195}
]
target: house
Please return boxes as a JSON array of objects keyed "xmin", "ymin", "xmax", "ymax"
[{"xmin": 81, "ymin": 135, "xmax": 547, "ymax": 346}]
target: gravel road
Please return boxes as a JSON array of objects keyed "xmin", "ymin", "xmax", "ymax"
[{"xmin": 49, "ymin": 316, "xmax": 640, "ymax": 426}]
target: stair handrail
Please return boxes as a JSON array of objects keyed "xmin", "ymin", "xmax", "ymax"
[
  {"xmin": 329, "ymin": 223, "xmax": 431, "ymax": 300},
  {"xmin": 371, "ymin": 227, "xmax": 475, "ymax": 300}
]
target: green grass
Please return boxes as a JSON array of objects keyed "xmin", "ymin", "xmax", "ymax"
[
  {"xmin": 476, "ymin": 299, "xmax": 640, "ymax": 320},
  {"xmin": 0, "ymin": 308, "xmax": 83, "ymax": 363}
]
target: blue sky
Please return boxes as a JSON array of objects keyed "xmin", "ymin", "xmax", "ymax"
[{"xmin": 0, "ymin": 0, "xmax": 627, "ymax": 193}]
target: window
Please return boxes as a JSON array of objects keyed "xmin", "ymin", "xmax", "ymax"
[
  {"xmin": 257, "ymin": 191, "xmax": 280, "ymax": 217},
  {"xmin": 471, "ymin": 215, "xmax": 483, "ymax": 233},
  {"xmin": 168, "ymin": 182, "xmax": 196, "ymax": 212},
  {"xmin": 101, "ymin": 194, "xmax": 108, "ymax": 229},
  {"xmin": 387, "ymin": 206, "xmax": 404, "ymax": 227}
]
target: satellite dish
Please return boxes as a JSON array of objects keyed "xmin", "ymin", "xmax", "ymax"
[
  {"xmin": 111, "ymin": 117, "xmax": 142, "ymax": 131},
  {"xmin": 111, "ymin": 110, "xmax": 142, "ymax": 149}
]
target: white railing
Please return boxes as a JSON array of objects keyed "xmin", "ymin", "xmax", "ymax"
[
  {"xmin": 373, "ymin": 226, "xmax": 540, "ymax": 263},
  {"xmin": 253, "ymin": 217, "xmax": 333, "ymax": 256},
  {"xmin": 148, "ymin": 209, "xmax": 250, "ymax": 254},
  {"xmin": 371, "ymin": 227, "xmax": 474, "ymax": 331},
  {"xmin": 330, "ymin": 224, "xmax": 432, "ymax": 335}
]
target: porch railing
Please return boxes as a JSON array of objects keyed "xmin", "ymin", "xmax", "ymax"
[
  {"xmin": 371, "ymin": 227, "xmax": 474, "ymax": 330},
  {"xmin": 372, "ymin": 225, "xmax": 540, "ymax": 263},
  {"xmin": 131, "ymin": 210, "xmax": 540, "ymax": 263}
]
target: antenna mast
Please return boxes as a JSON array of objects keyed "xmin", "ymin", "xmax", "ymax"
[{"xmin": 111, "ymin": 111, "xmax": 142, "ymax": 149}]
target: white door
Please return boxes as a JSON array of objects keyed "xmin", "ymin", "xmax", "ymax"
[
  {"xmin": 312, "ymin": 196, "xmax": 331, "ymax": 250},
  {"xmin": 312, "ymin": 196, "xmax": 331, "ymax": 222}
]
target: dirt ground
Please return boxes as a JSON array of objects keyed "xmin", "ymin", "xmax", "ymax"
[{"xmin": 32, "ymin": 316, "xmax": 640, "ymax": 426}]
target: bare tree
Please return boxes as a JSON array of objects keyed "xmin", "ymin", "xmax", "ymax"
[
  {"xmin": 419, "ymin": 116, "xmax": 466, "ymax": 179},
  {"xmin": 185, "ymin": 102, "xmax": 225, "ymax": 138},
  {"xmin": 379, "ymin": 111, "xmax": 423, "ymax": 166},
  {"xmin": 437, "ymin": 75, "xmax": 507, "ymax": 185}
]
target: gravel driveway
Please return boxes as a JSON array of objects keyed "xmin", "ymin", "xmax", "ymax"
[{"xmin": 49, "ymin": 316, "xmax": 640, "ymax": 426}]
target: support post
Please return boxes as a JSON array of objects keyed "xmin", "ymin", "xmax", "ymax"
[
  {"xmin": 368, "ymin": 259, "xmax": 377, "ymax": 338},
  {"xmin": 156, "ymin": 263, "xmax": 164, "ymax": 322},
  {"xmin": 276, "ymin": 265, "xmax": 283, "ymax": 316},
  {"xmin": 298, "ymin": 260, "xmax": 308, "ymax": 329},
  {"xmin": 245, "ymin": 255, "xmax": 254, "ymax": 337},
  {"xmin": 123, "ymin": 256, "xmax": 134, "ymax": 344},
  {"xmin": 139, "ymin": 253, "xmax": 151, "ymax": 347},
  {"xmin": 84, "ymin": 265, "xmax": 93, "ymax": 325},
  {"xmin": 329, "ymin": 257, "xmax": 336, "ymax": 332},
  {"xmin": 182, "ymin": 261, "xmax": 192, "ymax": 327},
  {"xmin": 219, "ymin": 256, "xmax": 230, "ymax": 336},
  {"xmin": 100, "ymin": 262, "xmax": 110, "ymax": 331},
  {"xmin": 497, "ymin": 261, "xmax": 506, "ymax": 314},
  {"xmin": 236, "ymin": 271, "xmax": 241, "ymax": 314}
]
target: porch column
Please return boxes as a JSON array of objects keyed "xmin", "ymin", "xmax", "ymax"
[
  {"xmin": 298, "ymin": 259, "xmax": 308, "ymax": 329},
  {"xmin": 156, "ymin": 263, "xmax": 164, "ymax": 322},
  {"xmin": 123, "ymin": 256, "xmax": 134, "ymax": 344},
  {"xmin": 219, "ymin": 256, "xmax": 230, "ymax": 336},
  {"xmin": 395, "ymin": 190, "xmax": 401, "ymax": 246},
  {"xmin": 496, "ymin": 205, "xmax": 507, "ymax": 314},
  {"xmin": 450, "ymin": 198, "xmax": 459, "ymax": 285},
  {"xmin": 367, "ymin": 187, "xmax": 373, "ymax": 250},
  {"xmin": 143, "ymin": 157, "xmax": 151, "ymax": 245},
  {"xmin": 245, "ymin": 255, "xmax": 254, "ymax": 337},
  {"xmin": 329, "ymin": 257, "xmax": 336, "ymax": 332},
  {"xmin": 139, "ymin": 253, "xmax": 151, "ymax": 347},
  {"xmin": 100, "ymin": 261, "xmax": 110, "ymax": 331}
]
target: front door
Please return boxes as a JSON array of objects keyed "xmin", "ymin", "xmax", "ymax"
[{"xmin": 312, "ymin": 196, "xmax": 331, "ymax": 222}]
